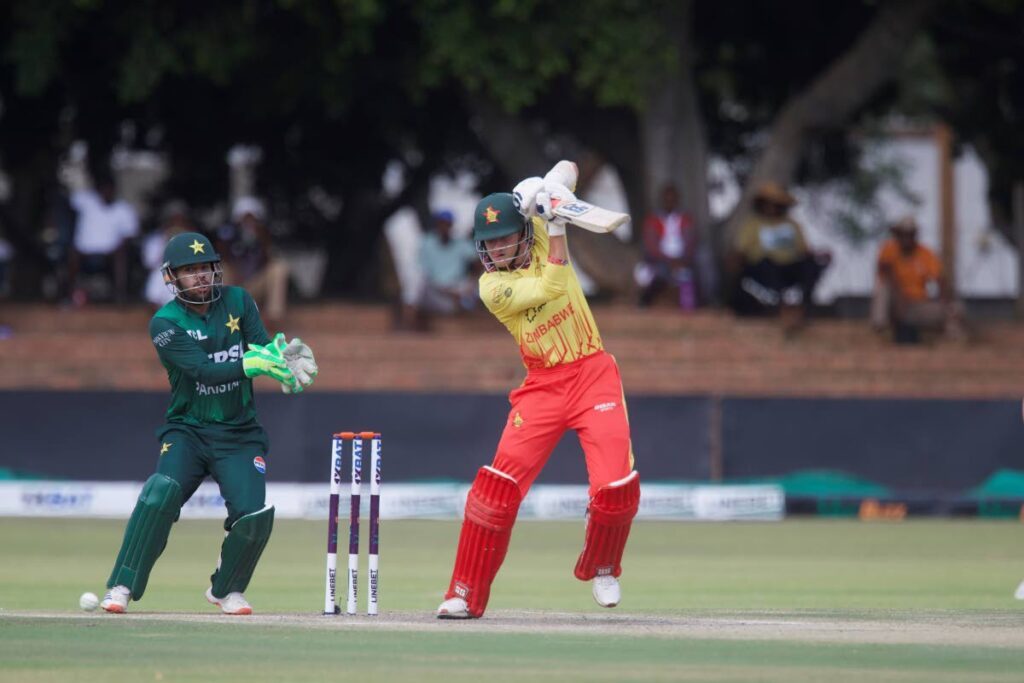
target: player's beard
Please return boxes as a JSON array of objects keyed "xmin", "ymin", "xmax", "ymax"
[{"xmin": 171, "ymin": 264, "xmax": 224, "ymax": 304}]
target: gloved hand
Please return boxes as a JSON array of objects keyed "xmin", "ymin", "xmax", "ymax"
[
  {"xmin": 535, "ymin": 182, "xmax": 576, "ymax": 237},
  {"xmin": 512, "ymin": 176, "xmax": 545, "ymax": 218},
  {"xmin": 243, "ymin": 342, "xmax": 299, "ymax": 390},
  {"xmin": 271, "ymin": 333, "xmax": 318, "ymax": 394}
]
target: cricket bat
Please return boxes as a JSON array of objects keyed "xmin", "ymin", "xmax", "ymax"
[
  {"xmin": 542, "ymin": 160, "xmax": 630, "ymax": 233},
  {"xmin": 549, "ymin": 198, "xmax": 630, "ymax": 234}
]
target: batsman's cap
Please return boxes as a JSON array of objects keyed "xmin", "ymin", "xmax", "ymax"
[
  {"xmin": 232, "ymin": 195, "xmax": 265, "ymax": 222},
  {"xmin": 473, "ymin": 193, "xmax": 525, "ymax": 241},
  {"xmin": 754, "ymin": 181, "xmax": 796, "ymax": 207},
  {"xmin": 162, "ymin": 231, "xmax": 220, "ymax": 270},
  {"xmin": 890, "ymin": 216, "xmax": 919, "ymax": 234}
]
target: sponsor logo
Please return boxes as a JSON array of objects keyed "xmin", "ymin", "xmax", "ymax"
[
  {"xmin": 21, "ymin": 490, "xmax": 93, "ymax": 510},
  {"xmin": 206, "ymin": 343, "xmax": 243, "ymax": 364},
  {"xmin": 593, "ymin": 402, "xmax": 617, "ymax": 412},
  {"xmin": 152, "ymin": 329, "xmax": 175, "ymax": 347},
  {"xmin": 328, "ymin": 568, "xmax": 336, "ymax": 598},
  {"xmin": 454, "ymin": 582, "xmax": 470, "ymax": 599},
  {"xmin": 596, "ymin": 566, "xmax": 614, "ymax": 576},
  {"xmin": 554, "ymin": 201, "xmax": 594, "ymax": 217},
  {"xmin": 253, "ymin": 456, "xmax": 267, "ymax": 474},
  {"xmin": 369, "ymin": 569, "xmax": 379, "ymax": 602},
  {"xmin": 186, "ymin": 329, "xmax": 209, "ymax": 341}
]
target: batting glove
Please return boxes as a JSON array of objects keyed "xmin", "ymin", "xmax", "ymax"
[{"xmin": 512, "ymin": 177, "xmax": 545, "ymax": 218}]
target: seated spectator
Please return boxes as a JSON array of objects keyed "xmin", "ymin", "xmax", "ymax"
[
  {"xmin": 730, "ymin": 181, "xmax": 830, "ymax": 333},
  {"xmin": 415, "ymin": 210, "xmax": 479, "ymax": 324},
  {"xmin": 216, "ymin": 196, "xmax": 289, "ymax": 326},
  {"xmin": 67, "ymin": 175, "xmax": 139, "ymax": 305},
  {"xmin": 142, "ymin": 200, "xmax": 194, "ymax": 309},
  {"xmin": 870, "ymin": 216, "xmax": 966, "ymax": 344},
  {"xmin": 635, "ymin": 184, "xmax": 699, "ymax": 310}
]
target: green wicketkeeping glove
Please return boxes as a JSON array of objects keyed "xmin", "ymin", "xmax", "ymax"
[
  {"xmin": 271, "ymin": 332, "xmax": 318, "ymax": 394},
  {"xmin": 243, "ymin": 342, "xmax": 300, "ymax": 391}
]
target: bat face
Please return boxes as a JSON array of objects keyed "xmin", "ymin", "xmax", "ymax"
[{"xmin": 551, "ymin": 198, "xmax": 630, "ymax": 233}]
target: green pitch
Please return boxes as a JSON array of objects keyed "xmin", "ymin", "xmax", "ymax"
[{"xmin": 2, "ymin": 518, "xmax": 1024, "ymax": 682}]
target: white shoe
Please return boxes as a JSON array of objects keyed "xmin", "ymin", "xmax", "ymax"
[
  {"xmin": 205, "ymin": 587, "xmax": 252, "ymax": 615},
  {"xmin": 101, "ymin": 585, "xmax": 131, "ymax": 614},
  {"xmin": 436, "ymin": 596, "xmax": 471, "ymax": 619},
  {"xmin": 592, "ymin": 575, "xmax": 621, "ymax": 608},
  {"xmin": 1015, "ymin": 580, "xmax": 1024, "ymax": 600}
]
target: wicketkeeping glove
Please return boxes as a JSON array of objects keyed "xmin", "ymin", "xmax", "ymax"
[
  {"xmin": 243, "ymin": 342, "xmax": 299, "ymax": 391},
  {"xmin": 271, "ymin": 333, "xmax": 318, "ymax": 394}
]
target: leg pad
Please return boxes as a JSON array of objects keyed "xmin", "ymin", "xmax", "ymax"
[
  {"xmin": 445, "ymin": 466, "xmax": 522, "ymax": 617},
  {"xmin": 210, "ymin": 505, "xmax": 275, "ymax": 598},
  {"xmin": 574, "ymin": 471, "xmax": 640, "ymax": 581},
  {"xmin": 107, "ymin": 474, "xmax": 183, "ymax": 600}
]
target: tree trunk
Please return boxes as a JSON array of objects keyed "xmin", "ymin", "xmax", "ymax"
[{"xmin": 726, "ymin": 0, "xmax": 939, "ymax": 238}]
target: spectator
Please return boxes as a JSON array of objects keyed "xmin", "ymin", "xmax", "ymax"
[
  {"xmin": 417, "ymin": 209, "xmax": 479, "ymax": 319},
  {"xmin": 730, "ymin": 181, "xmax": 830, "ymax": 333},
  {"xmin": 216, "ymin": 196, "xmax": 289, "ymax": 326},
  {"xmin": 635, "ymin": 184, "xmax": 699, "ymax": 310},
  {"xmin": 142, "ymin": 200, "xmax": 194, "ymax": 309},
  {"xmin": 67, "ymin": 174, "xmax": 139, "ymax": 305},
  {"xmin": 870, "ymin": 216, "xmax": 966, "ymax": 344}
]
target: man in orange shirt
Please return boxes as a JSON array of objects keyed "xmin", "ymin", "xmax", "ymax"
[
  {"xmin": 870, "ymin": 217, "xmax": 965, "ymax": 343},
  {"xmin": 435, "ymin": 164, "xmax": 640, "ymax": 619}
]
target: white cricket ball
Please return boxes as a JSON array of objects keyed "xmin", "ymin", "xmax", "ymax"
[{"xmin": 79, "ymin": 592, "xmax": 99, "ymax": 612}]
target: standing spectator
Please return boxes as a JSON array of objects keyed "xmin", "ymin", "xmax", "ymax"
[
  {"xmin": 871, "ymin": 217, "xmax": 966, "ymax": 344},
  {"xmin": 142, "ymin": 200, "xmax": 194, "ymax": 309},
  {"xmin": 636, "ymin": 184, "xmax": 699, "ymax": 310},
  {"xmin": 216, "ymin": 196, "xmax": 289, "ymax": 327},
  {"xmin": 730, "ymin": 181, "xmax": 830, "ymax": 333},
  {"xmin": 417, "ymin": 209, "xmax": 479, "ymax": 319},
  {"xmin": 67, "ymin": 174, "xmax": 139, "ymax": 305}
]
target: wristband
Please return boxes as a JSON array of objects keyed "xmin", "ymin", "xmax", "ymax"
[{"xmin": 548, "ymin": 256, "xmax": 568, "ymax": 266}]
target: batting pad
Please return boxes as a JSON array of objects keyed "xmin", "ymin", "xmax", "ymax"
[
  {"xmin": 445, "ymin": 466, "xmax": 522, "ymax": 617},
  {"xmin": 210, "ymin": 505, "xmax": 275, "ymax": 598},
  {"xmin": 574, "ymin": 470, "xmax": 640, "ymax": 581},
  {"xmin": 107, "ymin": 474, "xmax": 183, "ymax": 599}
]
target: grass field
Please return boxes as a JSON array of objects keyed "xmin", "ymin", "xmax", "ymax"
[{"xmin": 2, "ymin": 518, "xmax": 1024, "ymax": 682}]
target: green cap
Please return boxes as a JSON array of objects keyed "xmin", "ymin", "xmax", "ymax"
[
  {"xmin": 473, "ymin": 193, "xmax": 525, "ymax": 241},
  {"xmin": 162, "ymin": 232, "xmax": 220, "ymax": 270}
]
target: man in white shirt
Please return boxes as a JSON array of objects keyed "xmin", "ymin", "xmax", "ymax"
[{"xmin": 67, "ymin": 176, "xmax": 139, "ymax": 305}]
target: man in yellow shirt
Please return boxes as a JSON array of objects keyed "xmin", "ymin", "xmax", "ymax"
[{"xmin": 436, "ymin": 170, "xmax": 640, "ymax": 619}]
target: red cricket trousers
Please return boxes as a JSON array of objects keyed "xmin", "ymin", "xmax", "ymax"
[{"xmin": 491, "ymin": 351, "xmax": 634, "ymax": 497}]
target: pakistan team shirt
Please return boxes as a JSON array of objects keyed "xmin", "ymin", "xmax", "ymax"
[
  {"xmin": 149, "ymin": 286, "xmax": 271, "ymax": 426},
  {"xmin": 478, "ymin": 222, "xmax": 604, "ymax": 370}
]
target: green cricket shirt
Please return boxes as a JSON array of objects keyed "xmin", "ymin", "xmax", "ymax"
[{"xmin": 149, "ymin": 286, "xmax": 272, "ymax": 427}]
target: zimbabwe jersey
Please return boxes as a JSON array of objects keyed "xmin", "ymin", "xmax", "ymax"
[
  {"xmin": 149, "ymin": 286, "xmax": 271, "ymax": 426},
  {"xmin": 479, "ymin": 221, "xmax": 603, "ymax": 369}
]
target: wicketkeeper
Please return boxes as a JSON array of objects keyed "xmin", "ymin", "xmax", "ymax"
[
  {"xmin": 100, "ymin": 231, "xmax": 318, "ymax": 615},
  {"xmin": 436, "ymin": 164, "xmax": 641, "ymax": 619}
]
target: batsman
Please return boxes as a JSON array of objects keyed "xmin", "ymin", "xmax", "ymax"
[
  {"xmin": 100, "ymin": 231, "xmax": 318, "ymax": 615},
  {"xmin": 437, "ymin": 162, "xmax": 641, "ymax": 619}
]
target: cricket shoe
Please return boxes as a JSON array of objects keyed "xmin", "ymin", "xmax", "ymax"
[
  {"xmin": 592, "ymin": 575, "xmax": 621, "ymax": 608},
  {"xmin": 205, "ymin": 587, "xmax": 252, "ymax": 615},
  {"xmin": 101, "ymin": 585, "xmax": 131, "ymax": 613},
  {"xmin": 1015, "ymin": 580, "xmax": 1024, "ymax": 600},
  {"xmin": 436, "ymin": 596, "xmax": 472, "ymax": 619}
]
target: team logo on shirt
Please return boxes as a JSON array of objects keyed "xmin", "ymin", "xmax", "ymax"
[
  {"xmin": 160, "ymin": 442, "xmax": 172, "ymax": 456},
  {"xmin": 253, "ymin": 456, "xmax": 267, "ymax": 474},
  {"xmin": 512, "ymin": 412, "xmax": 524, "ymax": 428},
  {"xmin": 225, "ymin": 314, "xmax": 241, "ymax": 333}
]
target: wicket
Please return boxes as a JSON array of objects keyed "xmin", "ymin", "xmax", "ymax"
[{"xmin": 324, "ymin": 431, "xmax": 381, "ymax": 616}]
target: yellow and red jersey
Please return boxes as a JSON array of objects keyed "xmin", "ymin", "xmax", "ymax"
[{"xmin": 478, "ymin": 220, "xmax": 604, "ymax": 370}]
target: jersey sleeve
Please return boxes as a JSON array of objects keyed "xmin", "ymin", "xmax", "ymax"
[
  {"xmin": 149, "ymin": 316, "xmax": 245, "ymax": 384},
  {"xmin": 239, "ymin": 288, "xmax": 272, "ymax": 346},
  {"xmin": 479, "ymin": 261, "xmax": 571, "ymax": 318}
]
